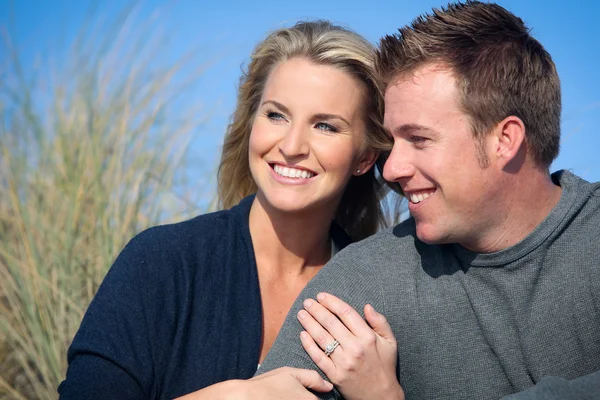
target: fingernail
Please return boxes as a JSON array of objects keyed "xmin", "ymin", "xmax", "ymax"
[
  {"xmin": 303, "ymin": 299, "xmax": 313, "ymax": 308},
  {"xmin": 316, "ymin": 293, "xmax": 325, "ymax": 301},
  {"xmin": 323, "ymin": 380, "xmax": 333, "ymax": 390},
  {"xmin": 300, "ymin": 331, "xmax": 308, "ymax": 339},
  {"xmin": 298, "ymin": 310, "xmax": 308, "ymax": 319}
]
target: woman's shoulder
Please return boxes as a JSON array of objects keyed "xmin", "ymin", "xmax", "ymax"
[
  {"xmin": 330, "ymin": 221, "xmax": 353, "ymax": 250},
  {"xmin": 109, "ymin": 196, "xmax": 254, "ymax": 285},
  {"xmin": 129, "ymin": 195, "xmax": 254, "ymax": 254}
]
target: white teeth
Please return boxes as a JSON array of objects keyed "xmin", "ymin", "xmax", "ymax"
[
  {"xmin": 409, "ymin": 190, "xmax": 434, "ymax": 204},
  {"xmin": 273, "ymin": 165, "xmax": 314, "ymax": 179}
]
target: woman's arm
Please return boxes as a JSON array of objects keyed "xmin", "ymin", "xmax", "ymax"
[
  {"xmin": 58, "ymin": 232, "xmax": 159, "ymax": 399},
  {"xmin": 175, "ymin": 368, "xmax": 334, "ymax": 400}
]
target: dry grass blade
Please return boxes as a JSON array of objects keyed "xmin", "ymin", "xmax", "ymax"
[{"xmin": 0, "ymin": 4, "xmax": 209, "ymax": 399}]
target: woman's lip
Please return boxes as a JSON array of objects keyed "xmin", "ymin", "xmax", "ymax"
[
  {"xmin": 269, "ymin": 162, "xmax": 317, "ymax": 175},
  {"xmin": 269, "ymin": 165, "xmax": 316, "ymax": 185}
]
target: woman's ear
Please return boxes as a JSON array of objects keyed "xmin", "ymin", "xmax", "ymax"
[{"xmin": 353, "ymin": 149, "xmax": 378, "ymax": 176}]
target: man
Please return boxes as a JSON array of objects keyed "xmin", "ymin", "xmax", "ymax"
[{"xmin": 257, "ymin": 1, "xmax": 600, "ymax": 399}]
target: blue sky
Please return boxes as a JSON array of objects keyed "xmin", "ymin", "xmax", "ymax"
[{"xmin": 2, "ymin": 0, "xmax": 599, "ymax": 187}]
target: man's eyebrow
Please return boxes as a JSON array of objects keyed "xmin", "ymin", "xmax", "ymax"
[
  {"xmin": 314, "ymin": 113, "xmax": 350, "ymax": 125},
  {"xmin": 261, "ymin": 100, "xmax": 290, "ymax": 115},
  {"xmin": 392, "ymin": 124, "xmax": 438, "ymax": 136}
]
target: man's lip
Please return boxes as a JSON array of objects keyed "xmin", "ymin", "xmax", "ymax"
[
  {"xmin": 403, "ymin": 188, "xmax": 437, "ymax": 195},
  {"xmin": 405, "ymin": 188, "xmax": 437, "ymax": 205}
]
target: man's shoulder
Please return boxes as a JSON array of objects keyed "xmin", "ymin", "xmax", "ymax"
[
  {"xmin": 350, "ymin": 217, "xmax": 417, "ymax": 249},
  {"xmin": 555, "ymin": 169, "xmax": 600, "ymax": 198},
  {"xmin": 309, "ymin": 218, "xmax": 438, "ymax": 314},
  {"xmin": 332, "ymin": 217, "xmax": 425, "ymax": 268},
  {"xmin": 553, "ymin": 170, "xmax": 600, "ymax": 226}
]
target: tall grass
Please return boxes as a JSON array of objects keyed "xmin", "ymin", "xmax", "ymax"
[{"xmin": 0, "ymin": 6, "xmax": 208, "ymax": 399}]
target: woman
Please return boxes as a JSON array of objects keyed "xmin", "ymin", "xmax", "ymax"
[{"xmin": 58, "ymin": 20, "xmax": 395, "ymax": 399}]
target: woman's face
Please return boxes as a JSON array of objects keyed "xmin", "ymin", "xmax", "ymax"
[{"xmin": 249, "ymin": 57, "xmax": 375, "ymax": 216}]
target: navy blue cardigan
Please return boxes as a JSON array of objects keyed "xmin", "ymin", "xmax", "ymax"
[{"xmin": 58, "ymin": 196, "xmax": 351, "ymax": 399}]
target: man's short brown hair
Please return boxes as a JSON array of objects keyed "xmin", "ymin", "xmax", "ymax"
[{"xmin": 376, "ymin": 1, "xmax": 561, "ymax": 167}]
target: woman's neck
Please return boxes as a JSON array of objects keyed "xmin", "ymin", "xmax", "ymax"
[{"xmin": 248, "ymin": 194, "xmax": 336, "ymax": 280}]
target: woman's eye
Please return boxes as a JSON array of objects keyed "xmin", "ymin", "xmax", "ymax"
[
  {"xmin": 267, "ymin": 111, "xmax": 286, "ymax": 122},
  {"xmin": 315, "ymin": 122, "xmax": 338, "ymax": 133}
]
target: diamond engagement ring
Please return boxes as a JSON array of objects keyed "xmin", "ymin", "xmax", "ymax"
[{"xmin": 324, "ymin": 340, "xmax": 340, "ymax": 356}]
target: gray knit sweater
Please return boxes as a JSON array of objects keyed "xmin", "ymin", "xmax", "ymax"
[{"xmin": 258, "ymin": 170, "xmax": 600, "ymax": 400}]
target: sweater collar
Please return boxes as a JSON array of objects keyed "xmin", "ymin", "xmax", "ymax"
[{"xmin": 451, "ymin": 170, "xmax": 594, "ymax": 267}]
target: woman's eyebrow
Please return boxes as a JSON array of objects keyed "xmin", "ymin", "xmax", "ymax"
[
  {"xmin": 261, "ymin": 100, "xmax": 290, "ymax": 114},
  {"xmin": 313, "ymin": 113, "xmax": 350, "ymax": 125}
]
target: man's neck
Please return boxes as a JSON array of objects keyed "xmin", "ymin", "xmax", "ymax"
[{"xmin": 462, "ymin": 168, "xmax": 562, "ymax": 254}]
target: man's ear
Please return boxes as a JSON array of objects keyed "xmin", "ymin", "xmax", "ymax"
[
  {"xmin": 354, "ymin": 149, "xmax": 378, "ymax": 176},
  {"xmin": 492, "ymin": 116, "xmax": 526, "ymax": 168}
]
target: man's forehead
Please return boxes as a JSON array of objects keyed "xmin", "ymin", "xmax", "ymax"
[
  {"xmin": 384, "ymin": 69, "xmax": 461, "ymax": 111},
  {"xmin": 383, "ymin": 68, "xmax": 465, "ymax": 133},
  {"xmin": 386, "ymin": 63, "xmax": 456, "ymax": 90}
]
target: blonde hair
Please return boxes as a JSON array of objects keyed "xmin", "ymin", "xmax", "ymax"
[{"xmin": 217, "ymin": 20, "xmax": 394, "ymax": 240}]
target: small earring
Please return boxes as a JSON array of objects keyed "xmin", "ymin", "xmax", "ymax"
[{"xmin": 356, "ymin": 169, "xmax": 361, "ymax": 174}]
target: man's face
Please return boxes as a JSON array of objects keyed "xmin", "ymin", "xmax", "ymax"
[{"xmin": 383, "ymin": 64, "xmax": 501, "ymax": 248}]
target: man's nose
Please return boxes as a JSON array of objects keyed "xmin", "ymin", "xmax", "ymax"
[{"xmin": 382, "ymin": 144, "xmax": 416, "ymax": 183}]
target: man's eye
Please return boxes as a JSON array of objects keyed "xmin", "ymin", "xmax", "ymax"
[
  {"xmin": 315, "ymin": 122, "xmax": 338, "ymax": 133},
  {"xmin": 410, "ymin": 135, "xmax": 427, "ymax": 143}
]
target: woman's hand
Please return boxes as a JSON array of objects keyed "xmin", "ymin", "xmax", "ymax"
[
  {"xmin": 175, "ymin": 367, "xmax": 333, "ymax": 400},
  {"xmin": 298, "ymin": 292, "xmax": 404, "ymax": 400}
]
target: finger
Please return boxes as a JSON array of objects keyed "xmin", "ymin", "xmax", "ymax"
[
  {"xmin": 300, "ymin": 330, "xmax": 337, "ymax": 378},
  {"xmin": 302, "ymin": 298, "xmax": 354, "ymax": 345},
  {"xmin": 297, "ymin": 307, "xmax": 342, "ymax": 353},
  {"xmin": 315, "ymin": 292, "xmax": 373, "ymax": 337},
  {"xmin": 288, "ymin": 366, "xmax": 334, "ymax": 393},
  {"xmin": 364, "ymin": 304, "xmax": 396, "ymax": 343}
]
